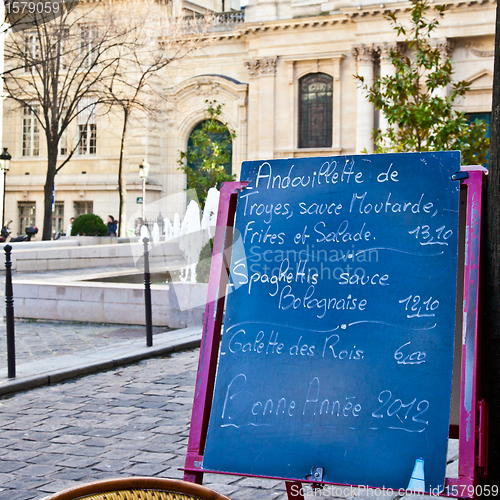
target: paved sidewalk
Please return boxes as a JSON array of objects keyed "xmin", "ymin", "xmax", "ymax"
[
  {"xmin": 0, "ymin": 346, "xmax": 458, "ymax": 500},
  {"xmin": 0, "ymin": 323, "xmax": 202, "ymax": 396}
]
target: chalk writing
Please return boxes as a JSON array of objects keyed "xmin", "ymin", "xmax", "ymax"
[
  {"xmin": 277, "ymin": 285, "xmax": 367, "ymax": 318},
  {"xmin": 399, "ymin": 295, "xmax": 440, "ymax": 318},
  {"xmin": 394, "ymin": 342, "xmax": 426, "ymax": 365},
  {"xmin": 408, "ymin": 225, "xmax": 453, "ymax": 246},
  {"xmin": 371, "ymin": 389, "xmax": 429, "ymax": 432},
  {"xmin": 254, "ymin": 159, "xmax": 364, "ymax": 191},
  {"xmin": 349, "ymin": 192, "xmax": 434, "ymax": 216},
  {"xmin": 313, "ymin": 221, "xmax": 373, "ymax": 244},
  {"xmin": 204, "ymin": 152, "xmax": 461, "ymax": 491},
  {"xmin": 218, "ymin": 374, "xmax": 431, "ymax": 434}
]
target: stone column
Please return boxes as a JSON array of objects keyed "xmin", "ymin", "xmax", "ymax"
[
  {"xmin": 378, "ymin": 42, "xmax": 397, "ymax": 138},
  {"xmin": 244, "ymin": 57, "xmax": 278, "ymax": 160},
  {"xmin": 353, "ymin": 45, "xmax": 376, "ymax": 154},
  {"xmin": 234, "ymin": 88, "xmax": 248, "ymax": 178},
  {"xmin": 332, "ymin": 55, "xmax": 345, "ymax": 151},
  {"xmin": 244, "ymin": 59, "xmax": 260, "ymax": 161}
]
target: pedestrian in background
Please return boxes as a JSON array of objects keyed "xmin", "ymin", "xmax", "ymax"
[
  {"xmin": 107, "ymin": 215, "xmax": 117, "ymax": 237},
  {"xmin": 66, "ymin": 217, "xmax": 75, "ymax": 236},
  {"xmin": 135, "ymin": 217, "xmax": 144, "ymax": 236}
]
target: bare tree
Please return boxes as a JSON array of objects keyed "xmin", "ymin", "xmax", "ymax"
[
  {"xmin": 3, "ymin": 0, "xmax": 212, "ymax": 239},
  {"xmin": 3, "ymin": 1, "xmax": 137, "ymax": 239},
  {"xmin": 4, "ymin": 2, "xmax": 125, "ymax": 239},
  {"xmin": 101, "ymin": 1, "xmax": 212, "ymax": 236}
]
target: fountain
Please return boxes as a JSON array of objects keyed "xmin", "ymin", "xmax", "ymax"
[{"xmin": 12, "ymin": 189, "xmax": 221, "ymax": 328}]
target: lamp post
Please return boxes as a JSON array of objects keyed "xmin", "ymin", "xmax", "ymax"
[
  {"xmin": 139, "ymin": 159, "xmax": 152, "ymax": 346},
  {"xmin": 0, "ymin": 148, "xmax": 11, "ymax": 230},
  {"xmin": 138, "ymin": 159, "xmax": 150, "ymax": 224}
]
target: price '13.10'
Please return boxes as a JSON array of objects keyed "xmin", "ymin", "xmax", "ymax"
[{"xmin": 409, "ymin": 225, "xmax": 453, "ymax": 245}]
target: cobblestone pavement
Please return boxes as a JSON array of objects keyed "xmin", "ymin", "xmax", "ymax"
[
  {"xmin": 0, "ymin": 267, "xmax": 457, "ymax": 500},
  {"xmin": 0, "ymin": 319, "xmax": 167, "ymax": 365},
  {"xmin": 0, "ymin": 349, "xmax": 291, "ymax": 500},
  {"xmin": 0, "ymin": 266, "xmax": 168, "ymax": 365}
]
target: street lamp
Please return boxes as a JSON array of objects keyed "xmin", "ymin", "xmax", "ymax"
[
  {"xmin": 138, "ymin": 158, "xmax": 152, "ymax": 347},
  {"xmin": 138, "ymin": 159, "xmax": 150, "ymax": 223},
  {"xmin": 0, "ymin": 148, "xmax": 12, "ymax": 230}
]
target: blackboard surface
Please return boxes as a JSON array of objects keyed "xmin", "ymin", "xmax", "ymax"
[{"xmin": 203, "ymin": 152, "xmax": 461, "ymax": 492}]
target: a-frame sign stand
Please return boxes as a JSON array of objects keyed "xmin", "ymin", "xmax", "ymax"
[{"xmin": 183, "ymin": 166, "xmax": 488, "ymax": 499}]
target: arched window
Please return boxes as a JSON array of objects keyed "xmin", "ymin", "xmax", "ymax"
[
  {"xmin": 298, "ymin": 73, "xmax": 333, "ymax": 148},
  {"xmin": 187, "ymin": 119, "xmax": 233, "ymax": 175}
]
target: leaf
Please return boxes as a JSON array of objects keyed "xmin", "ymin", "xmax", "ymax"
[
  {"xmin": 355, "ymin": 0, "xmax": 489, "ymax": 166},
  {"xmin": 177, "ymin": 100, "xmax": 236, "ymax": 208}
]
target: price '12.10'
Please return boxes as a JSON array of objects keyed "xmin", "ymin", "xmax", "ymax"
[{"xmin": 399, "ymin": 295, "xmax": 439, "ymax": 318}]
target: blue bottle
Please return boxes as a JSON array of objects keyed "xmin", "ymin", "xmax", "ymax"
[{"xmin": 407, "ymin": 457, "xmax": 425, "ymax": 492}]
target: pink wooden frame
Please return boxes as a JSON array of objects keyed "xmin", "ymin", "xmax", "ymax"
[
  {"xmin": 184, "ymin": 181, "xmax": 248, "ymax": 485},
  {"xmin": 443, "ymin": 166, "xmax": 488, "ymax": 498},
  {"xmin": 183, "ymin": 168, "xmax": 488, "ymax": 499}
]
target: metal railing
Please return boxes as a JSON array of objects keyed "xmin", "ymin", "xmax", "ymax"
[{"xmin": 144, "ymin": 215, "xmax": 166, "ymax": 236}]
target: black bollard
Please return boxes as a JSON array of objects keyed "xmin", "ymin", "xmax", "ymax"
[
  {"xmin": 143, "ymin": 237, "xmax": 153, "ymax": 347},
  {"xmin": 4, "ymin": 245, "xmax": 15, "ymax": 378}
]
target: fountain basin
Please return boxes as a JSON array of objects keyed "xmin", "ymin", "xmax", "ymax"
[
  {"xmin": 13, "ymin": 279, "xmax": 208, "ymax": 328},
  {"xmin": 8, "ymin": 240, "xmax": 183, "ymax": 272}
]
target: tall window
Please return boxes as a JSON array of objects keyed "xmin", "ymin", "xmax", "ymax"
[
  {"xmin": 298, "ymin": 73, "xmax": 333, "ymax": 148},
  {"xmin": 18, "ymin": 202, "xmax": 36, "ymax": 236},
  {"xmin": 23, "ymin": 31, "xmax": 40, "ymax": 73},
  {"xmin": 79, "ymin": 24, "xmax": 97, "ymax": 68},
  {"xmin": 466, "ymin": 112, "xmax": 491, "ymax": 166},
  {"xmin": 58, "ymin": 27, "xmax": 70, "ymax": 70},
  {"xmin": 78, "ymin": 98, "xmax": 97, "ymax": 155},
  {"xmin": 52, "ymin": 202, "xmax": 64, "ymax": 235},
  {"xmin": 59, "ymin": 106, "xmax": 69, "ymax": 156},
  {"xmin": 22, "ymin": 106, "xmax": 40, "ymax": 156},
  {"xmin": 59, "ymin": 128, "xmax": 68, "ymax": 156},
  {"xmin": 74, "ymin": 201, "xmax": 93, "ymax": 216}
]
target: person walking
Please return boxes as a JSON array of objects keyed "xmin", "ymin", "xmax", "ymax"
[
  {"xmin": 107, "ymin": 215, "xmax": 117, "ymax": 237},
  {"xmin": 66, "ymin": 217, "xmax": 75, "ymax": 236}
]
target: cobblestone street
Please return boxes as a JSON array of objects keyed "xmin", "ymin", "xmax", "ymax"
[
  {"xmin": 0, "ymin": 349, "xmax": 289, "ymax": 500},
  {"xmin": 0, "ymin": 268, "xmax": 459, "ymax": 500}
]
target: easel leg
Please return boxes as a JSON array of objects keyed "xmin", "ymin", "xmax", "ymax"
[
  {"xmin": 183, "ymin": 182, "xmax": 249, "ymax": 485},
  {"xmin": 183, "ymin": 471, "xmax": 204, "ymax": 484},
  {"xmin": 286, "ymin": 481, "xmax": 305, "ymax": 499}
]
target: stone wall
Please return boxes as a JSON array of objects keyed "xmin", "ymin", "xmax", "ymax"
[
  {"xmin": 12, "ymin": 280, "xmax": 209, "ymax": 328},
  {"xmin": 9, "ymin": 240, "xmax": 183, "ymax": 272}
]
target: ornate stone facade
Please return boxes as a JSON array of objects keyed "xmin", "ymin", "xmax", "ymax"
[{"xmin": 1, "ymin": 0, "xmax": 495, "ymax": 235}]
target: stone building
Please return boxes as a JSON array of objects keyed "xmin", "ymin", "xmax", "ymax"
[{"xmin": 1, "ymin": 0, "xmax": 495, "ymax": 237}]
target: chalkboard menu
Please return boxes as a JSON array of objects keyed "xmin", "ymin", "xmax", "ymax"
[{"xmin": 203, "ymin": 152, "xmax": 461, "ymax": 492}]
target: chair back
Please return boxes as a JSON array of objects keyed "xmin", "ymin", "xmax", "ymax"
[{"xmin": 39, "ymin": 477, "xmax": 232, "ymax": 500}]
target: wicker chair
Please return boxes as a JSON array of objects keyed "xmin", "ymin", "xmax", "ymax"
[{"xmin": 39, "ymin": 477, "xmax": 232, "ymax": 500}]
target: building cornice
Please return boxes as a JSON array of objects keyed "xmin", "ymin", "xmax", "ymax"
[
  {"xmin": 341, "ymin": 0, "xmax": 495, "ymax": 19},
  {"xmin": 240, "ymin": 14, "xmax": 350, "ymax": 36},
  {"xmin": 209, "ymin": 0, "xmax": 495, "ymax": 40},
  {"xmin": 170, "ymin": 0, "xmax": 495, "ymax": 42}
]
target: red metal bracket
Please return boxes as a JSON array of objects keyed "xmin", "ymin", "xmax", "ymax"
[{"xmin": 286, "ymin": 481, "xmax": 305, "ymax": 500}]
